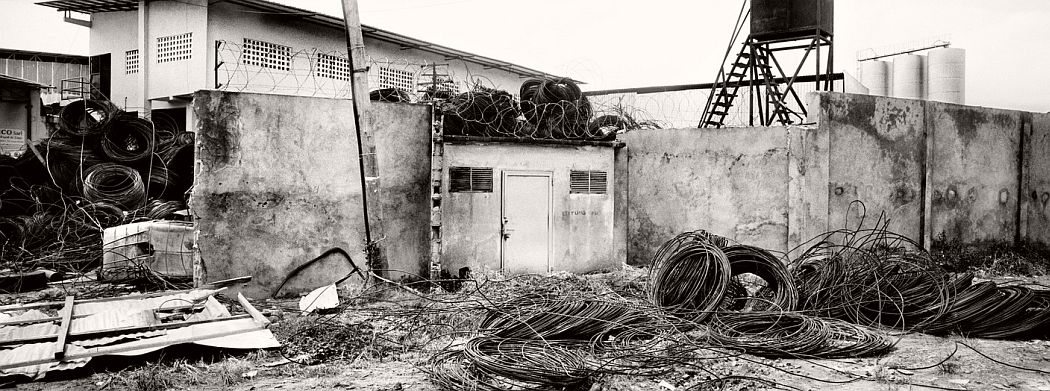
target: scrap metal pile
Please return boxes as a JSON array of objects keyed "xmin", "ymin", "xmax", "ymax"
[
  {"xmin": 440, "ymin": 77, "xmax": 659, "ymax": 141},
  {"xmin": 0, "ymin": 99, "xmax": 194, "ymax": 275},
  {"xmin": 411, "ymin": 224, "xmax": 1050, "ymax": 390}
]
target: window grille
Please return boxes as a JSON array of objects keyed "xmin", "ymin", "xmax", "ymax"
[
  {"xmin": 378, "ymin": 66, "xmax": 416, "ymax": 92},
  {"xmin": 569, "ymin": 170, "xmax": 608, "ymax": 194},
  {"xmin": 316, "ymin": 53, "xmax": 349, "ymax": 81},
  {"xmin": 156, "ymin": 33, "xmax": 192, "ymax": 63},
  {"xmin": 449, "ymin": 167, "xmax": 493, "ymax": 193},
  {"xmin": 436, "ymin": 80, "xmax": 459, "ymax": 95},
  {"xmin": 125, "ymin": 50, "xmax": 139, "ymax": 74},
  {"xmin": 242, "ymin": 38, "xmax": 291, "ymax": 71}
]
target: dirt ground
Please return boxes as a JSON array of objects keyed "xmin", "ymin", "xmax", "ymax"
[
  {"xmin": 17, "ymin": 332, "xmax": 1050, "ymax": 391},
  {"xmin": 10, "ymin": 274, "xmax": 1050, "ymax": 391}
]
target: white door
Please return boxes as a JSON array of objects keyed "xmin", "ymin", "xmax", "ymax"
[{"xmin": 501, "ymin": 171, "xmax": 552, "ymax": 275}]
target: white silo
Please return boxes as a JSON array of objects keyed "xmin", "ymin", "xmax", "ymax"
[
  {"xmin": 892, "ymin": 55, "xmax": 925, "ymax": 99},
  {"xmin": 860, "ymin": 61, "xmax": 889, "ymax": 96},
  {"xmin": 927, "ymin": 48, "xmax": 965, "ymax": 104}
]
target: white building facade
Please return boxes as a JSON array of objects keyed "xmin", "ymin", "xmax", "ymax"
[{"xmin": 39, "ymin": 0, "xmax": 564, "ymax": 129}]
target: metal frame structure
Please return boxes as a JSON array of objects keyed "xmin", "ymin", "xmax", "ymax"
[{"xmin": 700, "ymin": 29, "xmax": 834, "ymax": 128}]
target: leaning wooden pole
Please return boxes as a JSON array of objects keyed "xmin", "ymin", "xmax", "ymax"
[{"xmin": 339, "ymin": 0, "xmax": 385, "ymax": 276}]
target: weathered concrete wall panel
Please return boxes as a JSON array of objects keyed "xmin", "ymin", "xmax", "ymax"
[
  {"xmin": 621, "ymin": 128, "xmax": 790, "ymax": 265},
  {"xmin": 927, "ymin": 102, "xmax": 1021, "ymax": 243},
  {"xmin": 1022, "ymin": 113, "xmax": 1050, "ymax": 247},
  {"xmin": 370, "ymin": 102, "xmax": 432, "ymax": 278},
  {"xmin": 441, "ymin": 142, "xmax": 618, "ymax": 274},
  {"xmin": 192, "ymin": 92, "xmax": 431, "ymax": 297},
  {"xmin": 192, "ymin": 91, "xmax": 366, "ymax": 298},
  {"xmin": 787, "ymin": 124, "xmax": 830, "ymax": 255},
  {"xmin": 819, "ymin": 93, "xmax": 926, "ymax": 239}
]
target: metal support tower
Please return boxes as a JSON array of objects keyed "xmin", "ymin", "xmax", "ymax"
[{"xmin": 700, "ymin": 29, "xmax": 834, "ymax": 128}]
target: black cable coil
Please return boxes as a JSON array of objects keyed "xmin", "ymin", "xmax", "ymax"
[
  {"xmin": 58, "ymin": 99, "xmax": 119, "ymax": 138},
  {"xmin": 81, "ymin": 163, "xmax": 146, "ymax": 210}
]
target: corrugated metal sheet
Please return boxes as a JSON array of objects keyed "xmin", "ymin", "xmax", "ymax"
[
  {"xmin": 0, "ymin": 343, "xmax": 90, "ymax": 380},
  {"xmin": 73, "ymin": 289, "xmax": 219, "ymax": 315},
  {"xmin": 0, "ymin": 289, "xmax": 276, "ymax": 379}
]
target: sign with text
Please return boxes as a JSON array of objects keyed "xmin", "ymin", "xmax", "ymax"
[{"xmin": 0, "ymin": 128, "xmax": 25, "ymax": 155}]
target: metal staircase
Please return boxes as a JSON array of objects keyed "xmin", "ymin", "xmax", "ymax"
[{"xmin": 699, "ymin": 41, "xmax": 799, "ymax": 128}]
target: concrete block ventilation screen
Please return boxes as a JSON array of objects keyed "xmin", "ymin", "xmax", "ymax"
[
  {"xmin": 316, "ymin": 53, "xmax": 350, "ymax": 81},
  {"xmin": 450, "ymin": 166, "xmax": 493, "ymax": 193},
  {"xmin": 569, "ymin": 170, "xmax": 607, "ymax": 195},
  {"xmin": 241, "ymin": 38, "xmax": 291, "ymax": 71},
  {"xmin": 156, "ymin": 33, "xmax": 192, "ymax": 63},
  {"xmin": 378, "ymin": 66, "xmax": 416, "ymax": 92},
  {"xmin": 436, "ymin": 79, "xmax": 459, "ymax": 95},
  {"xmin": 125, "ymin": 50, "xmax": 139, "ymax": 74}
]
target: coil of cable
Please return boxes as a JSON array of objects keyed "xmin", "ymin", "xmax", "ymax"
[
  {"xmin": 82, "ymin": 163, "xmax": 146, "ymax": 210},
  {"xmin": 442, "ymin": 88, "xmax": 519, "ymax": 137},
  {"xmin": 59, "ymin": 99, "xmax": 118, "ymax": 138},
  {"xmin": 708, "ymin": 311, "xmax": 893, "ymax": 359},
  {"xmin": 101, "ymin": 116, "xmax": 155, "ymax": 164},
  {"xmin": 520, "ymin": 77, "xmax": 593, "ymax": 140},
  {"xmin": 648, "ymin": 234, "xmax": 731, "ymax": 323},
  {"xmin": 723, "ymin": 245, "xmax": 799, "ymax": 312}
]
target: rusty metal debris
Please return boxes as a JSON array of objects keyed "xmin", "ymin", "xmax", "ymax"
[{"xmin": 0, "ymin": 288, "xmax": 279, "ymax": 380}]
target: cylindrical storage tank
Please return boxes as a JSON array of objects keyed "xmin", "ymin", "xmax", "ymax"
[
  {"xmin": 892, "ymin": 55, "xmax": 925, "ymax": 99},
  {"xmin": 860, "ymin": 61, "xmax": 889, "ymax": 96},
  {"xmin": 927, "ymin": 48, "xmax": 965, "ymax": 104}
]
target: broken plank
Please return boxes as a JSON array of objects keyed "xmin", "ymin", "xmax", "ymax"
[{"xmin": 54, "ymin": 296, "xmax": 74, "ymax": 359}]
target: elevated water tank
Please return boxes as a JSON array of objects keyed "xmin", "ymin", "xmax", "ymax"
[
  {"xmin": 892, "ymin": 55, "xmax": 925, "ymax": 99},
  {"xmin": 927, "ymin": 48, "xmax": 965, "ymax": 104},
  {"xmin": 860, "ymin": 61, "xmax": 889, "ymax": 96},
  {"xmin": 751, "ymin": 0, "xmax": 834, "ymax": 40}
]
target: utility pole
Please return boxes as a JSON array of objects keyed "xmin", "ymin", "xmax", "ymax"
[{"xmin": 339, "ymin": 0, "xmax": 385, "ymax": 275}]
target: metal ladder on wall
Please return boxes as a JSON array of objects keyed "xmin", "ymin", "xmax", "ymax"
[{"xmin": 419, "ymin": 64, "xmax": 450, "ymax": 281}]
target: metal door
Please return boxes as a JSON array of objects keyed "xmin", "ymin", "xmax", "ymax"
[{"xmin": 501, "ymin": 171, "xmax": 552, "ymax": 275}]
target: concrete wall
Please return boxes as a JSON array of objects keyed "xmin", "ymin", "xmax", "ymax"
[
  {"xmin": 441, "ymin": 141, "xmax": 619, "ymax": 275},
  {"xmin": 1022, "ymin": 113, "xmax": 1050, "ymax": 246},
  {"xmin": 90, "ymin": 10, "xmax": 140, "ymax": 110},
  {"xmin": 190, "ymin": 91, "xmax": 431, "ymax": 297},
  {"xmin": 818, "ymin": 93, "xmax": 926, "ymax": 237},
  {"xmin": 926, "ymin": 102, "xmax": 1021, "ymax": 244},
  {"xmin": 620, "ymin": 127, "xmax": 791, "ymax": 264},
  {"xmin": 370, "ymin": 102, "xmax": 432, "ymax": 278},
  {"xmin": 621, "ymin": 92, "xmax": 1050, "ymax": 265},
  {"xmin": 148, "ymin": 0, "xmax": 209, "ymax": 100}
]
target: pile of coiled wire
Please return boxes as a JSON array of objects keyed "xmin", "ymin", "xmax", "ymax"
[
  {"xmin": 438, "ymin": 78, "xmax": 623, "ymax": 141},
  {"xmin": 442, "ymin": 86, "xmax": 519, "ymax": 137},
  {"xmin": 519, "ymin": 77, "xmax": 593, "ymax": 139},
  {"xmin": 0, "ymin": 99, "xmax": 194, "ymax": 273},
  {"xmin": 645, "ymin": 208, "xmax": 1050, "ymax": 363},
  {"xmin": 646, "ymin": 229, "xmax": 894, "ymax": 359}
]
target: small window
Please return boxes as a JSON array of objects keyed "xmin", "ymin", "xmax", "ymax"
[
  {"xmin": 316, "ymin": 53, "xmax": 349, "ymax": 81},
  {"xmin": 242, "ymin": 38, "xmax": 291, "ymax": 71},
  {"xmin": 125, "ymin": 50, "xmax": 139, "ymax": 74},
  {"xmin": 449, "ymin": 167, "xmax": 493, "ymax": 193},
  {"xmin": 156, "ymin": 33, "xmax": 192, "ymax": 63},
  {"xmin": 570, "ymin": 170, "xmax": 608, "ymax": 195},
  {"xmin": 378, "ymin": 66, "xmax": 416, "ymax": 93}
]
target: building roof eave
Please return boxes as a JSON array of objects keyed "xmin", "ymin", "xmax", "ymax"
[{"xmin": 36, "ymin": 0, "xmax": 582, "ymax": 83}]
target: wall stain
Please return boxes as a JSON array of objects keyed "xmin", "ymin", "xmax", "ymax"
[{"xmin": 195, "ymin": 92, "xmax": 241, "ymax": 167}]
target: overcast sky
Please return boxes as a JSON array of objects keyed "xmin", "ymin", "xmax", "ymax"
[{"xmin": 2, "ymin": 0, "xmax": 1048, "ymax": 112}]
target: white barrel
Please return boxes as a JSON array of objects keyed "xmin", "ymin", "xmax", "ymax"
[
  {"xmin": 892, "ymin": 54, "xmax": 925, "ymax": 99},
  {"xmin": 927, "ymin": 48, "xmax": 965, "ymax": 104},
  {"xmin": 860, "ymin": 61, "xmax": 889, "ymax": 96}
]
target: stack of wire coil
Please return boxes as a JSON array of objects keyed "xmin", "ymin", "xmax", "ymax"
[{"xmin": 0, "ymin": 98, "xmax": 195, "ymax": 273}]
